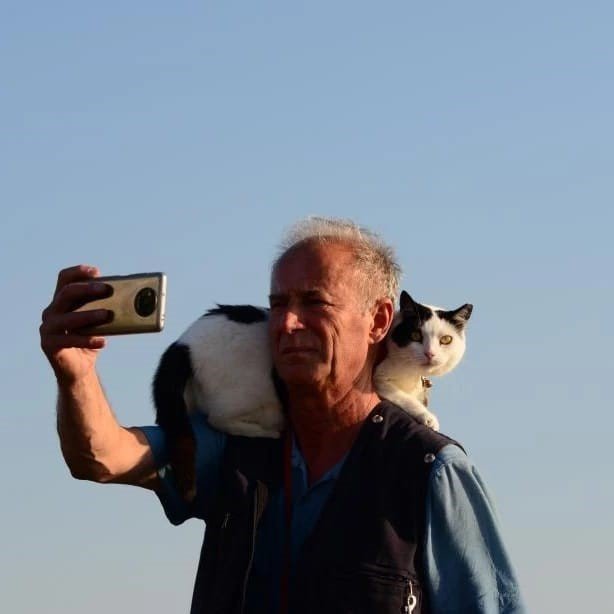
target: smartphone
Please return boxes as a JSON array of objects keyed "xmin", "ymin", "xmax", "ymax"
[{"xmin": 76, "ymin": 272, "xmax": 167, "ymax": 335}]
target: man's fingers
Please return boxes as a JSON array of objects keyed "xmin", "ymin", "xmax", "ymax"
[
  {"xmin": 54, "ymin": 265, "xmax": 100, "ymax": 296},
  {"xmin": 40, "ymin": 309, "xmax": 110, "ymax": 358},
  {"xmin": 51, "ymin": 280, "xmax": 111, "ymax": 314},
  {"xmin": 41, "ymin": 266, "xmax": 111, "ymax": 360},
  {"xmin": 41, "ymin": 309, "xmax": 111, "ymax": 337}
]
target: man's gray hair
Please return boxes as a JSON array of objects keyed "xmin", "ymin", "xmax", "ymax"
[{"xmin": 273, "ymin": 216, "xmax": 401, "ymax": 307}]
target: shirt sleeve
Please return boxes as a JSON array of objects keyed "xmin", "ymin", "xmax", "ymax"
[
  {"xmin": 138, "ymin": 413, "xmax": 227, "ymax": 526},
  {"xmin": 424, "ymin": 444, "xmax": 526, "ymax": 614}
]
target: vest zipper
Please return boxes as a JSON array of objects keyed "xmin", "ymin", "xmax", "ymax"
[
  {"xmin": 403, "ymin": 578, "xmax": 417, "ymax": 613},
  {"xmin": 239, "ymin": 485, "xmax": 260, "ymax": 613},
  {"xmin": 221, "ymin": 512, "xmax": 230, "ymax": 530}
]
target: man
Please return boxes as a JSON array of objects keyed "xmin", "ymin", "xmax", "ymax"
[{"xmin": 40, "ymin": 217, "xmax": 525, "ymax": 613}]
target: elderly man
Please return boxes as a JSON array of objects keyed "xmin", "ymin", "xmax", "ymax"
[{"xmin": 40, "ymin": 218, "xmax": 525, "ymax": 613}]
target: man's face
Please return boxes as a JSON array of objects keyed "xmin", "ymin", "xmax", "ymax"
[{"xmin": 269, "ymin": 242, "xmax": 375, "ymax": 396}]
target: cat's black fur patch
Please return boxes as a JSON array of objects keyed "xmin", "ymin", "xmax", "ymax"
[
  {"xmin": 153, "ymin": 341, "xmax": 194, "ymax": 434},
  {"xmin": 391, "ymin": 307, "xmax": 433, "ymax": 347},
  {"xmin": 204, "ymin": 304, "xmax": 269, "ymax": 324},
  {"xmin": 153, "ymin": 341, "xmax": 198, "ymax": 502},
  {"xmin": 399, "ymin": 291, "xmax": 433, "ymax": 322},
  {"xmin": 436, "ymin": 304, "xmax": 473, "ymax": 332},
  {"xmin": 392, "ymin": 292, "xmax": 434, "ymax": 347}
]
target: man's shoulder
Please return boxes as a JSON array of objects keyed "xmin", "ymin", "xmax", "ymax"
[{"xmin": 375, "ymin": 400, "xmax": 465, "ymax": 456}]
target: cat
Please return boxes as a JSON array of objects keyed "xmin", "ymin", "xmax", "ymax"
[
  {"xmin": 152, "ymin": 291, "xmax": 472, "ymax": 499},
  {"xmin": 373, "ymin": 290, "xmax": 473, "ymax": 431}
]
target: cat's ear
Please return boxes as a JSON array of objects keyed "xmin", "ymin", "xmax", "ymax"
[
  {"xmin": 448, "ymin": 303, "xmax": 473, "ymax": 325},
  {"xmin": 399, "ymin": 290, "xmax": 418, "ymax": 312}
]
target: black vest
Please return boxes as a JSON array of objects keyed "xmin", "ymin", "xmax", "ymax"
[{"xmin": 190, "ymin": 401, "xmax": 462, "ymax": 614}]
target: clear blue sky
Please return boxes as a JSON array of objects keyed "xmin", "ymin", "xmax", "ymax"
[{"xmin": 2, "ymin": 2, "xmax": 612, "ymax": 612}]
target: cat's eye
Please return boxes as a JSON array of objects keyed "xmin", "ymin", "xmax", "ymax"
[
  {"xmin": 440, "ymin": 335, "xmax": 453, "ymax": 345},
  {"xmin": 410, "ymin": 331, "xmax": 422, "ymax": 342}
]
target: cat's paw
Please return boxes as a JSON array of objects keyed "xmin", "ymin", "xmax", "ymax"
[{"xmin": 421, "ymin": 411, "xmax": 440, "ymax": 431}]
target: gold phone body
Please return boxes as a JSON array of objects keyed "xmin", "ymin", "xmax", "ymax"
[{"xmin": 76, "ymin": 273, "xmax": 166, "ymax": 335}]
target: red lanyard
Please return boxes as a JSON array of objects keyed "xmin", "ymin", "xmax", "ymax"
[{"xmin": 280, "ymin": 429, "xmax": 293, "ymax": 614}]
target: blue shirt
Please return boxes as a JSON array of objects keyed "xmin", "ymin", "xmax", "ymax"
[{"xmin": 141, "ymin": 414, "xmax": 526, "ymax": 613}]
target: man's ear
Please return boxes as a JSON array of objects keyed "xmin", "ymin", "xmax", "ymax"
[{"xmin": 369, "ymin": 298, "xmax": 394, "ymax": 345}]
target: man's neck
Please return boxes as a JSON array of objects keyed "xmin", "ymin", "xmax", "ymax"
[{"xmin": 287, "ymin": 388, "xmax": 381, "ymax": 485}]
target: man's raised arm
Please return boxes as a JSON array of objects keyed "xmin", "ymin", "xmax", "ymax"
[{"xmin": 40, "ymin": 265, "xmax": 158, "ymax": 489}]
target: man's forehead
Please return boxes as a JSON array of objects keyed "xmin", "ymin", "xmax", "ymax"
[
  {"xmin": 270, "ymin": 272, "xmax": 339, "ymax": 295},
  {"xmin": 271, "ymin": 242, "xmax": 354, "ymax": 289}
]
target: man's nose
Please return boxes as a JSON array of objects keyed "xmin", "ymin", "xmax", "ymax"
[{"xmin": 279, "ymin": 309, "xmax": 305, "ymax": 333}]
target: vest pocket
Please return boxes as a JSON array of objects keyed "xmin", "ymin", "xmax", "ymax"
[{"xmin": 322, "ymin": 563, "xmax": 422, "ymax": 614}]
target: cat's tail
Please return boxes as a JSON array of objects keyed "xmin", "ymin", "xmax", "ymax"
[{"xmin": 153, "ymin": 341, "xmax": 197, "ymax": 503}]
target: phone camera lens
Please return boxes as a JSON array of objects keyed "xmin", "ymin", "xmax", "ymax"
[{"xmin": 134, "ymin": 287, "xmax": 157, "ymax": 317}]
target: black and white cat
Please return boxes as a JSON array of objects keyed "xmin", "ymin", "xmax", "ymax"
[
  {"xmin": 373, "ymin": 291, "xmax": 473, "ymax": 431},
  {"xmin": 153, "ymin": 290, "xmax": 472, "ymax": 439}
]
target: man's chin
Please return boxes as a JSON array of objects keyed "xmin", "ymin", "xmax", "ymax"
[{"xmin": 276, "ymin": 362, "xmax": 324, "ymax": 387}]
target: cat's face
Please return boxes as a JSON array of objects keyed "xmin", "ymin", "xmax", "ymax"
[{"xmin": 387, "ymin": 291, "xmax": 473, "ymax": 376}]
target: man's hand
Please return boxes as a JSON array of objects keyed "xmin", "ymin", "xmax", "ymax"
[
  {"xmin": 40, "ymin": 265, "xmax": 111, "ymax": 385},
  {"xmin": 41, "ymin": 265, "xmax": 159, "ymax": 488}
]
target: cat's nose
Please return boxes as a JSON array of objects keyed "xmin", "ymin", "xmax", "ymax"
[{"xmin": 424, "ymin": 351, "xmax": 435, "ymax": 361}]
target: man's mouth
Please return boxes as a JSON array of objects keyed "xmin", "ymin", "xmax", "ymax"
[{"xmin": 282, "ymin": 347, "xmax": 316, "ymax": 354}]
